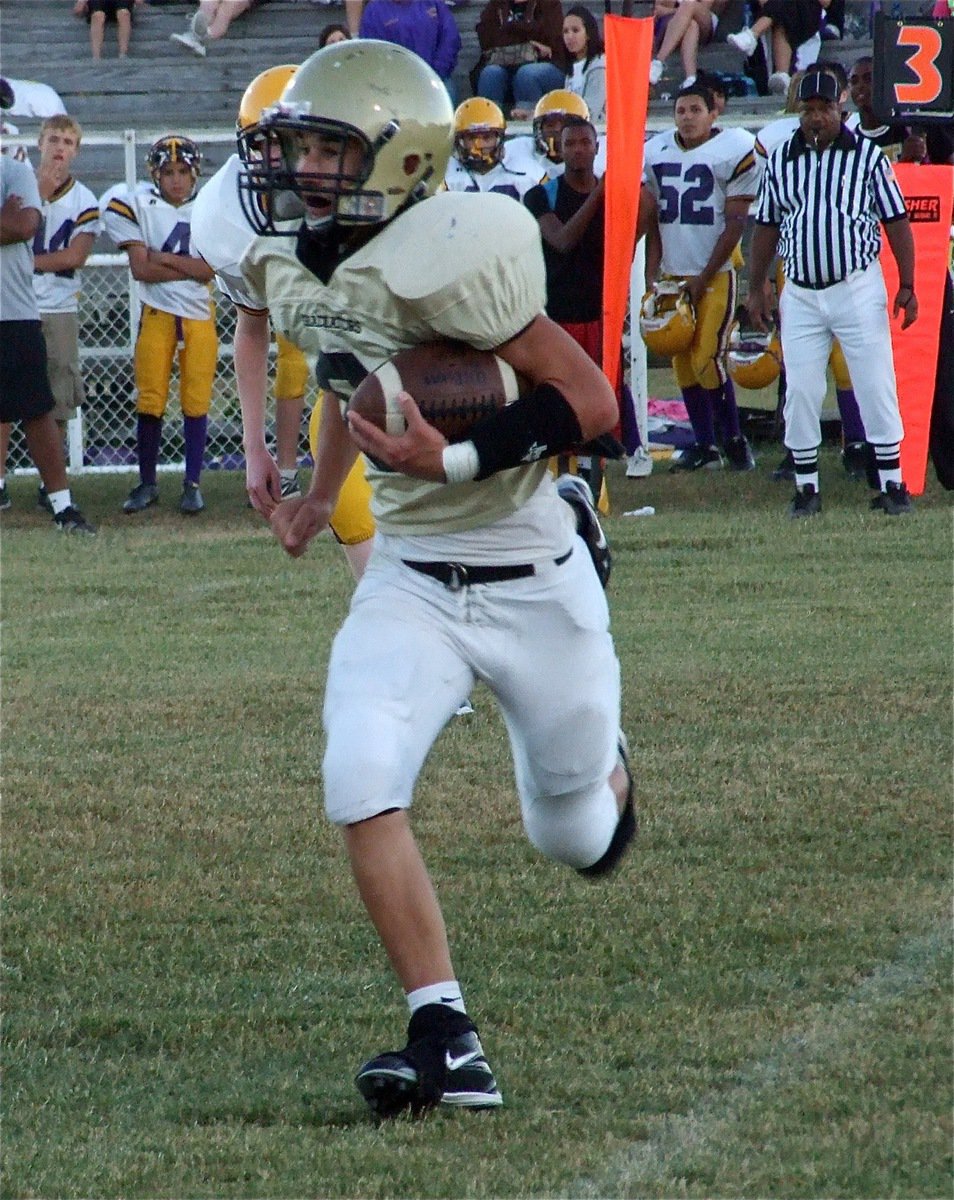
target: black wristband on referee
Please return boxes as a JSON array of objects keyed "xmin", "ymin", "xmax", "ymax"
[{"xmin": 467, "ymin": 382, "xmax": 584, "ymax": 481}]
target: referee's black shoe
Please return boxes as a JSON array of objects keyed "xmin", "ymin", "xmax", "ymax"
[
  {"xmin": 870, "ymin": 481, "xmax": 913, "ymax": 516},
  {"xmin": 355, "ymin": 1004, "xmax": 502, "ymax": 1118},
  {"xmin": 788, "ymin": 484, "xmax": 821, "ymax": 519}
]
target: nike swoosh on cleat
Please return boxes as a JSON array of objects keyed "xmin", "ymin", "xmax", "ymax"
[{"xmin": 445, "ymin": 1049, "xmax": 483, "ymax": 1072}]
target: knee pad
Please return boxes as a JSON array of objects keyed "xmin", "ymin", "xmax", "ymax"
[{"xmin": 522, "ymin": 781, "xmax": 619, "ymax": 869}]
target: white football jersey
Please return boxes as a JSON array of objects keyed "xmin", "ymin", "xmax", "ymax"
[
  {"xmin": 190, "ymin": 153, "xmax": 265, "ymax": 310},
  {"xmin": 102, "ymin": 181, "xmax": 211, "ymax": 321},
  {"xmin": 241, "ymin": 191, "xmax": 554, "ymax": 539},
  {"xmin": 502, "ymin": 135, "xmax": 557, "ymax": 183},
  {"xmin": 755, "ymin": 115, "xmax": 799, "ymax": 160},
  {"xmin": 443, "ymin": 156, "xmax": 537, "ymax": 202},
  {"xmin": 32, "ymin": 177, "xmax": 101, "ymax": 314},
  {"xmin": 643, "ymin": 126, "xmax": 761, "ymax": 278}
]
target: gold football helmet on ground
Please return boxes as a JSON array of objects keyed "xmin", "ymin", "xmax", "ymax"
[
  {"xmin": 244, "ymin": 40, "xmax": 454, "ymax": 234},
  {"xmin": 639, "ymin": 280, "xmax": 696, "ymax": 357},
  {"xmin": 726, "ymin": 306, "xmax": 783, "ymax": 389},
  {"xmin": 453, "ymin": 97, "xmax": 506, "ymax": 172},
  {"xmin": 236, "ymin": 64, "xmax": 298, "ymax": 164},
  {"xmin": 532, "ymin": 89, "xmax": 590, "ymax": 159}
]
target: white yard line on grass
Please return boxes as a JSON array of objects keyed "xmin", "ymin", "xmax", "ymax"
[{"xmin": 569, "ymin": 925, "xmax": 949, "ymax": 1198}]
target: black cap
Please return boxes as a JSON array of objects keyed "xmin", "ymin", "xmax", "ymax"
[
  {"xmin": 0, "ymin": 78, "xmax": 14, "ymax": 111},
  {"xmin": 797, "ymin": 70, "xmax": 839, "ymax": 103}
]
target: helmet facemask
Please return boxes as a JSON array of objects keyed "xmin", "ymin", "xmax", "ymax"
[{"xmin": 454, "ymin": 126, "xmax": 504, "ymax": 172}]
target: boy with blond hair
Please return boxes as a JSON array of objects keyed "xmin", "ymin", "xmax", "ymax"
[{"xmin": 0, "ymin": 114, "xmax": 101, "ymax": 513}]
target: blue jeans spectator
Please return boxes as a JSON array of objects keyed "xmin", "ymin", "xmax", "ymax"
[{"xmin": 477, "ymin": 60, "xmax": 564, "ymax": 109}]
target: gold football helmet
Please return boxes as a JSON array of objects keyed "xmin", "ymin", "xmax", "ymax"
[
  {"xmin": 727, "ymin": 306, "xmax": 782, "ymax": 389},
  {"xmin": 246, "ymin": 40, "xmax": 453, "ymax": 234},
  {"xmin": 532, "ymin": 89, "xmax": 590, "ymax": 160},
  {"xmin": 236, "ymin": 64, "xmax": 298, "ymax": 163},
  {"xmin": 453, "ymin": 97, "xmax": 506, "ymax": 172},
  {"xmin": 146, "ymin": 134, "xmax": 202, "ymax": 185},
  {"xmin": 639, "ymin": 280, "xmax": 696, "ymax": 357}
]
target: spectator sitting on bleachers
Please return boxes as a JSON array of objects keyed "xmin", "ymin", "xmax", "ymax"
[
  {"xmin": 73, "ymin": 0, "xmax": 143, "ymax": 59},
  {"xmin": 318, "ymin": 21, "xmax": 351, "ymax": 45},
  {"xmin": 562, "ymin": 5, "xmax": 605, "ymax": 122},
  {"xmin": 726, "ymin": 0, "xmax": 828, "ymax": 94},
  {"xmin": 171, "ymin": 0, "xmax": 268, "ymax": 57},
  {"xmin": 649, "ymin": 0, "xmax": 728, "ymax": 90},
  {"xmin": 360, "ymin": 0, "xmax": 461, "ymax": 102},
  {"xmin": 472, "ymin": 0, "xmax": 567, "ymax": 119}
]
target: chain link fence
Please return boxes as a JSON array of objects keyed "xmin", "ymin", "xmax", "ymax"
[
  {"xmin": 6, "ymin": 127, "xmax": 656, "ymax": 476},
  {"xmin": 5, "ymin": 129, "xmax": 291, "ymax": 477}
]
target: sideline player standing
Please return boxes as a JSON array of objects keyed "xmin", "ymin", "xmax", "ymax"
[
  {"xmin": 0, "ymin": 114, "xmax": 101, "ymax": 513},
  {"xmin": 0, "ymin": 148, "xmax": 96, "ymax": 533},
  {"xmin": 103, "ymin": 135, "xmax": 216, "ymax": 515},
  {"xmin": 443, "ymin": 98, "xmax": 535, "ymax": 201},
  {"xmin": 191, "ymin": 64, "xmax": 375, "ymax": 577},
  {"xmin": 642, "ymin": 83, "xmax": 760, "ymax": 471},
  {"xmin": 747, "ymin": 68, "xmax": 917, "ymax": 518},
  {"xmin": 240, "ymin": 40, "xmax": 636, "ymax": 1118}
]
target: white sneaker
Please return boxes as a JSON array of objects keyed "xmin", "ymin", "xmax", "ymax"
[
  {"xmin": 454, "ymin": 699, "xmax": 475, "ymax": 717},
  {"xmin": 768, "ymin": 71, "xmax": 791, "ymax": 95},
  {"xmin": 727, "ymin": 27, "xmax": 758, "ymax": 57},
  {"xmin": 170, "ymin": 28, "xmax": 207, "ymax": 55},
  {"xmin": 626, "ymin": 448, "xmax": 654, "ymax": 479},
  {"xmin": 648, "ymin": 58, "xmax": 664, "ymax": 86}
]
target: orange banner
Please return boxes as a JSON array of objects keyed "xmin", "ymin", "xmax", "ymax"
[
  {"xmin": 880, "ymin": 163, "xmax": 954, "ymax": 495},
  {"xmin": 602, "ymin": 16, "xmax": 654, "ymax": 391}
]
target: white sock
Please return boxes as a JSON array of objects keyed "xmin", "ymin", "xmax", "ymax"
[
  {"xmin": 406, "ymin": 981, "xmax": 466, "ymax": 1016},
  {"xmin": 48, "ymin": 488, "xmax": 72, "ymax": 515},
  {"xmin": 280, "ymin": 467, "xmax": 298, "ymax": 481}
]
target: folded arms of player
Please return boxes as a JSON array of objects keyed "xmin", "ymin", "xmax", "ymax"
[{"xmin": 345, "ymin": 314, "xmax": 618, "ymax": 483}]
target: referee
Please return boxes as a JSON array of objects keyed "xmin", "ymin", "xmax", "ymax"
[{"xmin": 746, "ymin": 68, "xmax": 918, "ymax": 518}]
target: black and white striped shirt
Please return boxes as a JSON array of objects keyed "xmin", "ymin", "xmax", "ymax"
[{"xmin": 754, "ymin": 125, "xmax": 908, "ymax": 289}]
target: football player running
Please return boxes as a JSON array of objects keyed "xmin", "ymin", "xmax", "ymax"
[
  {"xmin": 239, "ymin": 40, "xmax": 636, "ymax": 1119},
  {"xmin": 443, "ymin": 97, "xmax": 535, "ymax": 201},
  {"xmin": 642, "ymin": 82, "xmax": 761, "ymax": 472},
  {"xmin": 190, "ymin": 65, "xmax": 374, "ymax": 576}
]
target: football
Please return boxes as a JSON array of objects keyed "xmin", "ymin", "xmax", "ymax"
[{"xmin": 347, "ymin": 340, "xmax": 527, "ymax": 442}]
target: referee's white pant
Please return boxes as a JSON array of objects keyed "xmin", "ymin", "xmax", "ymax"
[{"xmin": 780, "ymin": 260, "xmax": 904, "ymax": 452}]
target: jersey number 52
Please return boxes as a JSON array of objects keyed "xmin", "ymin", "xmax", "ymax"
[{"xmin": 652, "ymin": 163, "xmax": 715, "ymax": 226}]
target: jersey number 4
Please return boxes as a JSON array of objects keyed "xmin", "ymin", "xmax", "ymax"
[
  {"xmin": 652, "ymin": 163, "xmax": 715, "ymax": 226},
  {"xmin": 161, "ymin": 221, "xmax": 192, "ymax": 256}
]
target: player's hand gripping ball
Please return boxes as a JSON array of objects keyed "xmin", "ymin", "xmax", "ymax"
[{"xmin": 347, "ymin": 340, "xmax": 528, "ymax": 442}]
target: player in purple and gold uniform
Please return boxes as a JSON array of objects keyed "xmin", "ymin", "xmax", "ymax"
[{"xmin": 103, "ymin": 134, "xmax": 216, "ymax": 514}]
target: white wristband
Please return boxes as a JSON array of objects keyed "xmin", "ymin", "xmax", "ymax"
[{"xmin": 441, "ymin": 440, "xmax": 481, "ymax": 484}]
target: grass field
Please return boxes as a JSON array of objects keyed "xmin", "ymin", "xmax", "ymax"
[{"xmin": 2, "ymin": 451, "xmax": 951, "ymax": 1199}]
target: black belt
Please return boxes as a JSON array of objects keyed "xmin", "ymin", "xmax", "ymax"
[
  {"xmin": 789, "ymin": 278, "xmax": 842, "ymax": 291},
  {"xmin": 403, "ymin": 548, "xmax": 572, "ymax": 591}
]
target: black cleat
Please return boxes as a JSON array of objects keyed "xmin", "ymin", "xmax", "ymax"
[
  {"xmin": 355, "ymin": 1004, "xmax": 502, "ymax": 1118},
  {"xmin": 841, "ymin": 441, "xmax": 869, "ymax": 481},
  {"xmin": 788, "ymin": 484, "xmax": 821, "ymax": 519},
  {"xmin": 870, "ymin": 481, "xmax": 913, "ymax": 516},
  {"xmin": 669, "ymin": 443, "xmax": 723, "ymax": 472},
  {"xmin": 556, "ymin": 473, "xmax": 611, "ymax": 589},
  {"xmin": 180, "ymin": 480, "xmax": 205, "ymax": 514},
  {"xmin": 771, "ymin": 451, "xmax": 795, "ymax": 482},
  {"xmin": 53, "ymin": 504, "xmax": 96, "ymax": 535},
  {"xmin": 123, "ymin": 482, "xmax": 159, "ymax": 513},
  {"xmin": 0, "ymin": 483, "xmax": 10, "ymax": 512},
  {"xmin": 723, "ymin": 435, "xmax": 756, "ymax": 472},
  {"xmin": 37, "ymin": 485, "xmax": 54, "ymax": 513}
]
